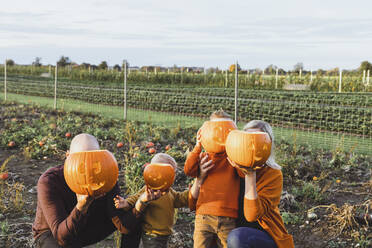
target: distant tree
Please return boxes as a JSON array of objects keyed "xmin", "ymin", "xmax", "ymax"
[
  {"xmin": 80, "ymin": 63, "xmax": 91, "ymax": 69},
  {"xmin": 122, "ymin": 61, "xmax": 130, "ymax": 69},
  {"xmin": 32, "ymin": 57, "xmax": 42, "ymax": 67},
  {"xmin": 359, "ymin": 61, "xmax": 372, "ymax": 72},
  {"xmin": 327, "ymin": 67, "xmax": 339, "ymax": 76},
  {"xmin": 206, "ymin": 67, "xmax": 218, "ymax": 74},
  {"xmin": 5, "ymin": 59, "xmax": 15, "ymax": 66},
  {"xmin": 278, "ymin": 68, "xmax": 286, "ymax": 75},
  {"xmin": 229, "ymin": 64, "xmax": 241, "ymax": 73},
  {"xmin": 113, "ymin": 64, "xmax": 121, "ymax": 71},
  {"xmin": 317, "ymin": 69, "xmax": 325, "ymax": 76},
  {"xmin": 293, "ymin": 62, "xmax": 304, "ymax": 73},
  {"xmin": 57, "ymin": 56, "xmax": 71, "ymax": 67},
  {"xmin": 264, "ymin": 64, "xmax": 278, "ymax": 74},
  {"xmin": 98, "ymin": 61, "xmax": 108, "ymax": 70}
]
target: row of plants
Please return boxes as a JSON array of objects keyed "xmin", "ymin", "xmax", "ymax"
[
  {"xmin": 3, "ymin": 75, "xmax": 371, "ymax": 107},
  {"xmin": 1, "ymin": 66, "xmax": 371, "ymax": 92},
  {"xmin": 2, "ymin": 79, "xmax": 371, "ymax": 136}
]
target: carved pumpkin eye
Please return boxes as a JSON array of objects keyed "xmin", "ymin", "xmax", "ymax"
[{"xmin": 64, "ymin": 150, "xmax": 118, "ymax": 196}]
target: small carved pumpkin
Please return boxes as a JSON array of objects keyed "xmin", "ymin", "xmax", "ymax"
[
  {"xmin": 64, "ymin": 150, "xmax": 118, "ymax": 196},
  {"xmin": 143, "ymin": 163, "xmax": 175, "ymax": 191},
  {"xmin": 200, "ymin": 118, "xmax": 237, "ymax": 153},
  {"xmin": 225, "ymin": 130, "xmax": 271, "ymax": 169}
]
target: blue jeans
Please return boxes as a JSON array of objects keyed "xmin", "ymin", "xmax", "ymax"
[{"xmin": 227, "ymin": 227, "xmax": 277, "ymax": 248}]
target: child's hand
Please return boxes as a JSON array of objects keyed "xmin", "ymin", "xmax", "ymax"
[
  {"xmin": 198, "ymin": 154, "xmax": 215, "ymax": 181},
  {"xmin": 114, "ymin": 195, "xmax": 127, "ymax": 209},
  {"xmin": 140, "ymin": 187, "xmax": 166, "ymax": 203}
]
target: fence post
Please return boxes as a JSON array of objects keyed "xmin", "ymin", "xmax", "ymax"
[
  {"xmin": 234, "ymin": 61, "xmax": 238, "ymax": 123},
  {"xmin": 275, "ymin": 68, "xmax": 279, "ymax": 89},
  {"xmin": 363, "ymin": 70, "xmax": 366, "ymax": 84},
  {"xmin": 181, "ymin": 67, "xmax": 183, "ymax": 84},
  {"xmin": 204, "ymin": 67, "xmax": 206, "ymax": 84},
  {"xmin": 123, "ymin": 60, "xmax": 127, "ymax": 120},
  {"xmin": 4, "ymin": 59, "xmax": 7, "ymax": 101},
  {"xmin": 338, "ymin": 69, "xmax": 342, "ymax": 93},
  {"xmin": 299, "ymin": 68, "xmax": 302, "ymax": 79},
  {"xmin": 367, "ymin": 70, "xmax": 370, "ymax": 85},
  {"xmin": 225, "ymin": 70, "xmax": 228, "ymax": 87},
  {"xmin": 54, "ymin": 63, "xmax": 58, "ymax": 109}
]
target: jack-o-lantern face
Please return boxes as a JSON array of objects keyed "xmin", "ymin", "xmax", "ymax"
[
  {"xmin": 225, "ymin": 130, "xmax": 271, "ymax": 169},
  {"xmin": 143, "ymin": 163, "xmax": 175, "ymax": 191},
  {"xmin": 64, "ymin": 150, "xmax": 118, "ymax": 196},
  {"xmin": 200, "ymin": 119, "xmax": 237, "ymax": 153}
]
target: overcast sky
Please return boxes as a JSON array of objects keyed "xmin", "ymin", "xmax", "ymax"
[{"xmin": 1, "ymin": 0, "xmax": 371, "ymax": 70}]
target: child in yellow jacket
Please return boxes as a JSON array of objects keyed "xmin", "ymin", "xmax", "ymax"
[{"xmin": 115, "ymin": 153, "xmax": 214, "ymax": 248}]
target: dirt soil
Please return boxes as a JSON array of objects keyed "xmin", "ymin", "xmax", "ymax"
[{"xmin": 0, "ymin": 101, "xmax": 371, "ymax": 248}]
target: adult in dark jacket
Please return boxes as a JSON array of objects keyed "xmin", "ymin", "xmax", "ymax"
[{"xmin": 32, "ymin": 133, "xmax": 141, "ymax": 248}]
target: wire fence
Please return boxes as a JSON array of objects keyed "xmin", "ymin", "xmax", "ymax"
[{"xmin": 1, "ymin": 68, "xmax": 371, "ymax": 155}]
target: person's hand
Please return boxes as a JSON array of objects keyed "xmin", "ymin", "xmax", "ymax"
[
  {"xmin": 198, "ymin": 153, "xmax": 215, "ymax": 182},
  {"xmin": 227, "ymin": 157, "xmax": 255, "ymax": 175},
  {"xmin": 135, "ymin": 187, "xmax": 166, "ymax": 212},
  {"xmin": 76, "ymin": 194, "xmax": 94, "ymax": 213},
  {"xmin": 114, "ymin": 195, "xmax": 127, "ymax": 209},
  {"xmin": 140, "ymin": 187, "xmax": 166, "ymax": 203},
  {"xmin": 196, "ymin": 128, "xmax": 202, "ymax": 146}
]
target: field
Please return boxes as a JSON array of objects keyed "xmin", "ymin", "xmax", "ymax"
[
  {"xmin": 0, "ymin": 101, "xmax": 371, "ymax": 248},
  {"xmin": 1, "ymin": 74, "xmax": 371, "ymax": 155}
]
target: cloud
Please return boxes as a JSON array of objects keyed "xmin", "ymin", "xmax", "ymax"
[{"xmin": 1, "ymin": 0, "xmax": 372, "ymax": 69}]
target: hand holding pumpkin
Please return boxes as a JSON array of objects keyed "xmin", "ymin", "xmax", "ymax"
[
  {"xmin": 142, "ymin": 187, "xmax": 165, "ymax": 203},
  {"xmin": 196, "ymin": 128, "xmax": 202, "ymax": 145},
  {"xmin": 114, "ymin": 195, "xmax": 128, "ymax": 209},
  {"xmin": 135, "ymin": 187, "xmax": 165, "ymax": 212},
  {"xmin": 227, "ymin": 157, "xmax": 255, "ymax": 175},
  {"xmin": 198, "ymin": 153, "xmax": 215, "ymax": 181},
  {"xmin": 76, "ymin": 194, "xmax": 94, "ymax": 213}
]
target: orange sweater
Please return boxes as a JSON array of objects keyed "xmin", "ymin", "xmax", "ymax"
[
  {"xmin": 184, "ymin": 144, "xmax": 241, "ymax": 218},
  {"xmin": 244, "ymin": 166, "xmax": 294, "ymax": 248}
]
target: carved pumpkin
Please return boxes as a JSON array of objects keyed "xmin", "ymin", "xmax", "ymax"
[
  {"xmin": 225, "ymin": 130, "xmax": 271, "ymax": 169},
  {"xmin": 64, "ymin": 150, "xmax": 118, "ymax": 196},
  {"xmin": 143, "ymin": 163, "xmax": 175, "ymax": 191},
  {"xmin": 200, "ymin": 118, "xmax": 237, "ymax": 153}
]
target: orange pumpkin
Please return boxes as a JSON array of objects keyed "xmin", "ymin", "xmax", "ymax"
[
  {"xmin": 143, "ymin": 163, "xmax": 175, "ymax": 191},
  {"xmin": 64, "ymin": 150, "xmax": 118, "ymax": 196},
  {"xmin": 200, "ymin": 119, "xmax": 237, "ymax": 153},
  {"xmin": 225, "ymin": 130, "xmax": 271, "ymax": 169}
]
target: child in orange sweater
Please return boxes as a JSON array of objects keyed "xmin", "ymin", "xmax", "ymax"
[{"xmin": 184, "ymin": 110, "xmax": 242, "ymax": 248}]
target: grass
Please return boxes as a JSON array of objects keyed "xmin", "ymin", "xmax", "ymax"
[{"xmin": 1, "ymin": 92, "xmax": 371, "ymax": 155}]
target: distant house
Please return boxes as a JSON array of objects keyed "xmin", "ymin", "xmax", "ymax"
[{"xmin": 129, "ymin": 66, "xmax": 140, "ymax": 71}]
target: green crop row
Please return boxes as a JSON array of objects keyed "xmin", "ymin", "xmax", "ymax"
[{"xmin": 2, "ymin": 78, "xmax": 371, "ymax": 136}]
